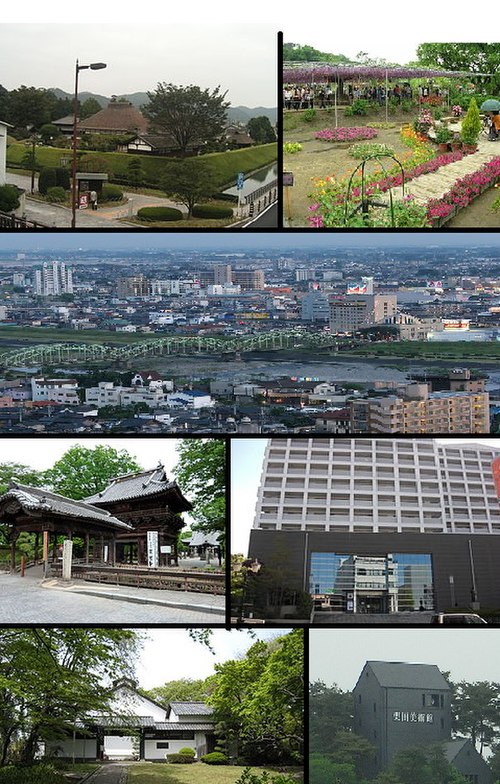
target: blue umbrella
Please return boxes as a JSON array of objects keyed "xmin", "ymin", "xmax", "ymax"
[{"xmin": 480, "ymin": 99, "xmax": 500, "ymax": 112}]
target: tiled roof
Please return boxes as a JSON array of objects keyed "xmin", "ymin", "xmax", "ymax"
[
  {"xmin": 0, "ymin": 484, "xmax": 132, "ymax": 530},
  {"xmin": 188, "ymin": 531, "xmax": 220, "ymax": 547},
  {"xmin": 169, "ymin": 702, "xmax": 213, "ymax": 716},
  {"xmin": 85, "ymin": 465, "xmax": 192, "ymax": 511},
  {"xmin": 79, "ymin": 102, "xmax": 148, "ymax": 133}
]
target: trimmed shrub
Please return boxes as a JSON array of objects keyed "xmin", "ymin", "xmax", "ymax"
[
  {"xmin": 100, "ymin": 183, "xmax": 124, "ymax": 202},
  {"xmin": 0, "ymin": 185, "xmax": 20, "ymax": 213},
  {"xmin": 200, "ymin": 752, "xmax": 229, "ymax": 765},
  {"xmin": 137, "ymin": 206, "xmax": 183, "ymax": 222},
  {"xmin": 191, "ymin": 204, "xmax": 233, "ymax": 219},
  {"xmin": 178, "ymin": 747, "xmax": 196, "ymax": 758},
  {"xmin": 38, "ymin": 167, "xmax": 69, "ymax": 195},
  {"xmin": 46, "ymin": 186, "xmax": 66, "ymax": 203},
  {"xmin": 302, "ymin": 108, "xmax": 316, "ymax": 122},
  {"xmin": 166, "ymin": 753, "xmax": 196, "ymax": 764}
]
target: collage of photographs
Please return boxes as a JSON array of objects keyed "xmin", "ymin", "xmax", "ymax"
[{"xmin": 0, "ymin": 9, "xmax": 500, "ymax": 784}]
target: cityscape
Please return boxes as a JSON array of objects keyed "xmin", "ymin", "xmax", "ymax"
[{"xmin": 0, "ymin": 233, "xmax": 498, "ymax": 434}]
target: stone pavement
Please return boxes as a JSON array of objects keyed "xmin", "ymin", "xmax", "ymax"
[
  {"xmin": 388, "ymin": 138, "xmax": 500, "ymax": 206},
  {"xmin": 84, "ymin": 763, "xmax": 128, "ymax": 784},
  {"xmin": 0, "ymin": 572, "xmax": 225, "ymax": 624}
]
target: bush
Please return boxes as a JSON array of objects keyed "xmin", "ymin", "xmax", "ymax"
[
  {"xmin": 302, "ymin": 108, "xmax": 316, "ymax": 122},
  {"xmin": 0, "ymin": 185, "xmax": 20, "ymax": 213},
  {"xmin": 166, "ymin": 753, "xmax": 196, "ymax": 764},
  {"xmin": 38, "ymin": 167, "xmax": 70, "ymax": 195},
  {"xmin": 0, "ymin": 763, "xmax": 65, "ymax": 783},
  {"xmin": 100, "ymin": 183, "xmax": 124, "ymax": 202},
  {"xmin": 46, "ymin": 186, "xmax": 66, "ymax": 203},
  {"xmin": 344, "ymin": 99, "xmax": 372, "ymax": 116},
  {"xmin": 200, "ymin": 752, "xmax": 229, "ymax": 765},
  {"xmin": 235, "ymin": 768, "xmax": 298, "ymax": 784},
  {"xmin": 178, "ymin": 747, "xmax": 196, "ymax": 758},
  {"xmin": 137, "ymin": 206, "xmax": 183, "ymax": 221},
  {"xmin": 461, "ymin": 97, "xmax": 482, "ymax": 145},
  {"xmin": 191, "ymin": 204, "xmax": 233, "ymax": 219}
]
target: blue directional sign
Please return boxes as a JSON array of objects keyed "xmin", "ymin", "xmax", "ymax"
[{"xmin": 236, "ymin": 172, "xmax": 245, "ymax": 190}]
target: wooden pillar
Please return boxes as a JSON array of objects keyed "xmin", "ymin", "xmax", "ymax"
[
  {"xmin": 34, "ymin": 532, "xmax": 40, "ymax": 564},
  {"xmin": 85, "ymin": 533, "xmax": 90, "ymax": 564},
  {"xmin": 110, "ymin": 536, "xmax": 116, "ymax": 566},
  {"xmin": 52, "ymin": 532, "xmax": 58, "ymax": 562},
  {"xmin": 173, "ymin": 537, "xmax": 179, "ymax": 566},
  {"xmin": 10, "ymin": 535, "xmax": 17, "ymax": 573}
]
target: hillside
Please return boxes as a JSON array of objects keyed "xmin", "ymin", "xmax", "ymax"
[{"xmin": 48, "ymin": 88, "xmax": 277, "ymax": 123}]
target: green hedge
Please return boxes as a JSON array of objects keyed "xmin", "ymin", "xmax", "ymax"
[
  {"xmin": 200, "ymin": 752, "xmax": 229, "ymax": 765},
  {"xmin": 192, "ymin": 204, "xmax": 233, "ymax": 219},
  {"xmin": 100, "ymin": 183, "xmax": 124, "ymax": 202},
  {"xmin": 46, "ymin": 186, "xmax": 66, "ymax": 203},
  {"xmin": 7, "ymin": 143, "xmax": 277, "ymax": 191},
  {"xmin": 137, "ymin": 206, "xmax": 183, "ymax": 221},
  {"xmin": 166, "ymin": 754, "xmax": 196, "ymax": 764},
  {"xmin": 0, "ymin": 764, "xmax": 65, "ymax": 783}
]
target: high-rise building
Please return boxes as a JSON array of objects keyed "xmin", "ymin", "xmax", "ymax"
[
  {"xmin": 34, "ymin": 261, "xmax": 73, "ymax": 296},
  {"xmin": 329, "ymin": 294, "xmax": 397, "ymax": 332},
  {"xmin": 231, "ymin": 270, "xmax": 265, "ymax": 290},
  {"xmin": 213, "ymin": 264, "xmax": 232, "ymax": 285},
  {"xmin": 117, "ymin": 275, "xmax": 150, "ymax": 297},
  {"xmin": 301, "ymin": 292, "xmax": 330, "ymax": 322},
  {"xmin": 350, "ymin": 384, "xmax": 490, "ymax": 434},
  {"xmin": 248, "ymin": 438, "xmax": 500, "ymax": 613}
]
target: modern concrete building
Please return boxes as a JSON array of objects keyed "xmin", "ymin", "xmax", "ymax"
[
  {"xmin": 248, "ymin": 438, "xmax": 500, "ymax": 613},
  {"xmin": 34, "ymin": 261, "xmax": 74, "ymax": 296},
  {"xmin": 350, "ymin": 384, "xmax": 490, "ymax": 434},
  {"xmin": 231, "ymin": 269, "xmax": 265, "ymax": 290},
  {"xmin": 329, "ymin": 293, "xmax": 397, "ymax": 333},
  {"xmin": 353, "ymin": 661, "xmax": 493, "ymax": 783},
  {"xmin": 301, "ymin": 291, "xmax": 330, "ymax": 322}
]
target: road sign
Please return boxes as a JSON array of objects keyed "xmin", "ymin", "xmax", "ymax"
[
  {"xmin": 237, "ymin": 172, "xmax": 245, "ymax": 190},
  {"xmin": 283, "ymin": 171, "xmax": 294, "ymax": 186}
]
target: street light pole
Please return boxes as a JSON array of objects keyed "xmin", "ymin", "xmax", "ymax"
[{"xmin": 71, "ymin": 59, "xmax": 106, "ymax": 229}]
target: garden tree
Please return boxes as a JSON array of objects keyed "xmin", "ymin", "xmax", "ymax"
[
  {"xmin": 8, "ymin": 86, "xmax": 57, "ymax": 129},
  {"xmin": 373, "ymin": 745, "xmax": 469, "ymax": 784},
  {"xmin": 161, "ymin": 159, "xmax": 216, "ymax": 217},
  {"xmin": 38, "ymin": 123, "xmax": 59, "ymax": 144},
  {"xmin": 0, "ymin": 627, "xmax": 142, "ymax": 766},
  {"xmin": 43, "ymin": 444, "xmax": 141, "ymax": 500},
  {"xmin": 310, "ymin": 755, "xmax": 360, "ymax": 784},
  {"xmin": 416, "ymin": 43, "xmax": 500, "ymax": 92},
  {"xmin": 142, "ymin": 676, "xmax": 217, "ymax": 706},
  {"xmin": 79, "ymin": 96, "xmax": 102, "ymax": 120},
  {"xmin": 247, "ymin": 116, "xmax": 276, "ymax": 144},
  {"xmin": 0, "ymin": 185, "xmax": 20, "ymax": 213},
  {"xmin": 127, "ymin": 156, "xmax": 144, "ymax": 187},
  {"xmin": 209, "ymin": 630, "xmax": 304, "ymax": 765},
  {"xmin": 77, "ymin": 153, "xmax": 113, "ymax": 174},
  {"xmin": 452, "ymin": 680, "xmax": 500, "ymax": 755},
  {"xmin": 174, "ymin": 439, "xmax": 225, "ymax": 548},
  {"xmin": 143, "ymin": 82, "xmax": 230, "ymax": 154},
  {"xmin": 310, "ymin": 681, "xmax": 354, "ymax": 753}
]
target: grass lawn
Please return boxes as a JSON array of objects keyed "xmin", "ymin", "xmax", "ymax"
[
  {"xmin": 343, "ymin": 340, "xmax": 500, "ymax": 361},
  {"xmin": 127, "ymin": 764, "xmax": 286, "ymax": 784}
]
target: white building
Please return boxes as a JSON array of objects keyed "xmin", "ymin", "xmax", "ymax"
[
  {"xmin": 255, "ymin": 438, "xmax": 500, "ymax": 536},
  {"xmin": 85, "ymin": 380, "xmax": 173, "ymax": 409},
  {"xmin": 31, "ymin": 377, "xmax": 79, "ymax": 405},
  {"xmin": 44, "ymin": 678, "xmax": 215, "ymax": 762},
  {"xmin": 0, "ymin": 120, "xmax": 13, "ymax": 186},
  {"xmin": 34, "ymin": 261, "xmax": 74, "ymax": 296},
  {"xmin": 165, "ymin": 391, "xmax": 214, "ymax": 409}
]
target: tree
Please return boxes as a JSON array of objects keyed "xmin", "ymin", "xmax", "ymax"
[
  {"xmin": 174, "ymin": 439, "xmax": 225, "ymax": 546},
  {"xmin": 127, "ymin": 156, "xmax": 144, "ymax": 187},
  {"xmin": 162, "ymin": 159, "xmax": 215, "ymax": 217},
  {"xmin": 416, "ymin": 43, "xmax": 500, "ymax": 91},
  {"xmin": 143, "ymin": 676, "xmax": 216, "ymax": 706},
  {"xmin": 310, "ymin": 755, "xmax": 359, "ymax": 784},
  {"xmin": 0, "ymin": 463, "xmax": 46, "ymax": 553},
  {"xmin": 0, "ymin": 628, "xmax": 141, "ymax": 766},
  {"xmin": 209, "ymin": 630, "xmax": 303, "ymax": 765},
  {"xmin": 79, "ymin": 97, "xmax": 102, "ymax": 120},
  {"xmin": 0, "ymin": 185, "xmax": 20, "ymax": 213},
  {"xmin": 8, "ymin": 86, "xmax": 57, "ymax": 130},
  {"xmin": 143, "ymin": 83, "xmax": 230, "ymax": 154},
  {"xmin": 38, "ymin": 123, "xmax": 59, "ymax": 145},
  {"xmin": 43, "ymin": 444, "xmax": 141, "ymax": 500},
  {"xmin": 452, "ymin": 680, "xmax": 500, "ymax": 755},
  {"xmin": 247, "ymin": 116, "xmax": 276, "ymax": 144},
  {"xmin": 375, "ymin": 745, "xmax": 469, "ymax": 784}
]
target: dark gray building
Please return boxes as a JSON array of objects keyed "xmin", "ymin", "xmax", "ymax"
[{"xmin": 353, "ymin": 661, "xmax": 493, "ymax": 784}]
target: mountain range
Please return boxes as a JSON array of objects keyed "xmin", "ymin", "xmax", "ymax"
[{"xmin": 49, "ymin": 88, "xmax": 277, "ymax": 124}]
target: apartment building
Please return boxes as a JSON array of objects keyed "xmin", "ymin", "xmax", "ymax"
[
  {"xmin": 34, "ymin": 261, "xmax": 73, "ymax": 296},
  {"xmin": 329, "ymin": 294, "xmax": 397, "ymax": 332},
  {"xmin": 350, "ymin": 384, "xmax": 490, "ymax": 434},
  {"xmin": 248, "ymin": 437, "xmax": 500, "ymax": 613}
]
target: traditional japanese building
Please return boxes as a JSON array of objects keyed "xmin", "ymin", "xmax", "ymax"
[
  {"xmin": 44, "ymin": 678, "xmax": 215, "ymax": 762},
  {"xmin": 85, "ymin": 464, "xmax": 193, "ymax": 566}
]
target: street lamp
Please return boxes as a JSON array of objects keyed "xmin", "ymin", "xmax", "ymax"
[{"xmin": 71, "ymin": 59, "xmax": 107, "ymax": 228}]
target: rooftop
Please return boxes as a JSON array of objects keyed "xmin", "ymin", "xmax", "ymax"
[{"xmin": 85, "ymin": 464, "xmax": 192, "ymax": 511}]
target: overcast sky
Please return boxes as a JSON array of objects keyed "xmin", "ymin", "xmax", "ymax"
[
  {"xmin": 310, "ymin": 629, "xmax": 500, "ymax": 691},
  {"xmin": 0, "ymin": 233, "xmax": 497, "ymax": 255},
  {"xmin": 0, "ymin": 23, "xmax": 276, "ymax": 106},
  {"xmin": 135, "ymin": 628, "xmax": 291, "ymax": 690},
  {"xmin": 233, "ymin": 439, "xmax": 500, "ymax": 556}
]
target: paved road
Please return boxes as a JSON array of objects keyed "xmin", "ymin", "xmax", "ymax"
[
  {"xmin": 85, "ymin": 764, "xmax": 128, "ymax": 784},
  {"xmin": 0, "ymin": 572, "xmax": 225, "ymax": 624},
  {"xmin": 313, "ymin": 611, "xmax": 434, "ymax": 625},
  {"xmin": 242, "ymin": 202, "xmax": 279, "ymax": 227}
]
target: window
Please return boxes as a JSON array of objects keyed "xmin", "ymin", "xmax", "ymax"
[{"xmin": 156, "ymin": 742, "xmax": 169, "ymax": 749}]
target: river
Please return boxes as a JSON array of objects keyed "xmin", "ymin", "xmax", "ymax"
[{"xmin": 223, "ymin": 163, "xmax": 278, "ymax": 199}]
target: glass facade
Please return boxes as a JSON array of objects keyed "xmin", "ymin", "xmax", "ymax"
[{"xmin": 309, "ymin": 551, "xmax": 434, "ymax": 612}]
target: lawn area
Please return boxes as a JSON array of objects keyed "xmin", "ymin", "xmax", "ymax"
[
  {"xmin": 343, "ymin": 340, "xmax": 500, "ymax": 361},
  {"xmin": 127, "ymin": 764, "xmax": 291, "ymax": 784}
]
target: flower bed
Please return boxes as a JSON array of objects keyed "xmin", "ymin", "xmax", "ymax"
[
  {"xmin": 315, "ymin": 126, "xmax": 378, "ymax": 142},
  {"xmin": 426, "ymin": 157, "xmax": 500, "ymax": 226}
]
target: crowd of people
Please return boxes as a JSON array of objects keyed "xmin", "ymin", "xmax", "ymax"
[{"xmin": 282, "ymin": 82, "xmax": 450, "ymax": 110}]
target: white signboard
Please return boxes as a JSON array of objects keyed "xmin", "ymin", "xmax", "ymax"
[
  {"xmin": 147, "ymin": 531, "xmax": 159, "ymax": 568},
  {"xmin": 393, "ymin": 712, "xmax": 433, "ymax": 723},
  {"xmin": 160, "ymin": 545, "xmax": 172, "ymax": 554}
]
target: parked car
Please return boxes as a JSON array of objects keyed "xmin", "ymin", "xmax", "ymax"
[{"xmin": 430, "ymin": 612, "xmax": 487, "ymax": 626}]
